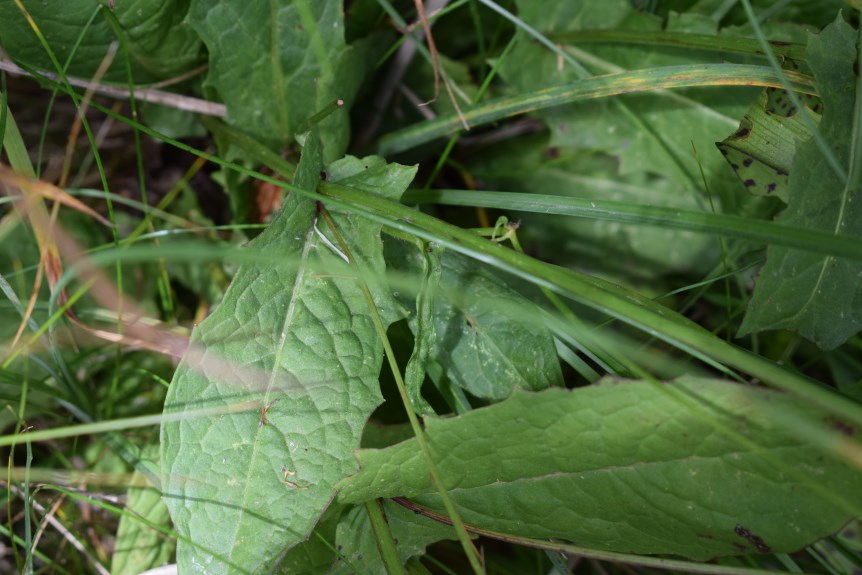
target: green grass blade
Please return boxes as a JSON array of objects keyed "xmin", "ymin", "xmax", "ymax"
[
  {"xmin": 404, "ymin": 189, "xmax": 862, "ymax": 260},
  {"xmin": 378, "ymin": 63, "xmax": 816, "ymax": 154}
]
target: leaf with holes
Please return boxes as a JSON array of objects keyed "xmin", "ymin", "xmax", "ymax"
[
  {"xmin": 160, "ymin": 137, "xmax": 416, "ymax": 573},
  {"xmin": 738, "ymin": 15, "xmax": 862, "ymax": 349},
  {"xmin": 337, "ymin": 377, "xmax": 862, "ymax": 561},
  {"xmin": 716, "ymin": 85, "xmax": 821, "ymax": 202}
]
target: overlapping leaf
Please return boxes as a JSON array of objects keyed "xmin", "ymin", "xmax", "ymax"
[
  {"xmin": 188, "ymin": 0, "xmax": 363, "ymax": 161},
  {"xmin": 738, "ymin": 15, "xmax": 861, "ymax": 349},
  {"xmin": 497, "ymin": 5, "xmax": 753, "ymax": 210},
  {"xmin": 338, "ymin": 377, "xmax": 862, "ymax": 560},
  {"xmin": 329, "ymin": 501, "xmax": 459, "ymax": 575},
  {"xmin": 160, "ymin": 143, "xmax": 416, "ymax": 573},
  {"xmin": 431, "ymin": 251, "xmax": 563, "ymax": 400}
]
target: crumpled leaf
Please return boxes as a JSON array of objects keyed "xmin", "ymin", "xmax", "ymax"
[
  {"xmin": 0, "ymin": 0, "xmax": 202, "ymax": 82},
  {"xmin": 431, "ymin": 251, "xmax": 563, "ymax": 400},
  {"xmin": 328, "ymin": 501, "xmax": 459, "ymax": 575},
  {"xmin": 160, "ymin": 145, "xmax": 416, "ymax": 573},
  {"xmin": 338, "ymin": 377, "xmax": 862, "ymax": 561},
  {"xmin": 188, "ymin": 0, "xmax": 364, "ymax": 161},
  {"xmin": 738, "ymin": 15, "xmax": 862, "ymax": 349}
]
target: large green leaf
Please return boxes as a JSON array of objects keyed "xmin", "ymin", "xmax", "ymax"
[
  {"xmin": 0, "ymin": 0, "xmax": 202, "ymax": 82},
  {"xmin": 338, "ymin": 377, "xmax": 862, "ymax": 561},
  {"xmin": 160, "ymin": 146, "xmax": 416, "ymax": 573},
  {"xmin": 187, "ymin": 0, "xmax": 363, "ymax": 161},
  {"xmin": 738, "ymin": 16, "xmax": 861, "ymax": 349}
]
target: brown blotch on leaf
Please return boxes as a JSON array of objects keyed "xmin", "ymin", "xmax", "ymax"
[{"xmin": 744, "ymin": 179, "xmax": 757, "ymax": 187}]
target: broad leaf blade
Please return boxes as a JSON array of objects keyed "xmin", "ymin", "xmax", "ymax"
[
  {"xmin": 160, "ymin": 147, "xmax": 416, "ymax": 573},
  {"xmin": 338, "ymin": 377, "xmax": 862, "ymax": 560},
  {"xmin": 738, "ymin": 16, "xmax": 862, "ymax": 349},
  {"xmin": 188, "ymin": 0, "xmax": 363, "ymax": 160},
  {"xmin": 0, "ymin": 0, "xmax": 202, "ymax": 82}
]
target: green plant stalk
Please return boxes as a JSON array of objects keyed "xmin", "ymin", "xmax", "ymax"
[
  {"xmin": 404, "ymin": 189, "xmax": 862, "ymax": 260},
  {"xmin": 378, "ymin": 63, "xmax": 816, "ymax": 154},
  {"xmin": 550, "ymin": 29, "xmax": 808, "ymax": 61},
  {"xmin": 50, "ymin": 106, "xmax": 862, "ymax": 430},
  {"xmin": 319, "ymin": 208, "xmax": 486, "ymax": 575},
  {"xmin": 365, "ymin": 500, "xmax": 409, "ymax": 575}
]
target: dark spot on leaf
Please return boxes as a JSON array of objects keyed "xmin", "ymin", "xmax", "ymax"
[
  {"xmin": 735, "ymin": 127, "xmax": 751, "ymax": 138},
  {"xmin": 744, "ymin": 179, "xmax": 756, "ymax": 187},
  {"xmin": 734, "ymin": 524, "xmax": 772, "ymax": 553},
  {"xmin": 545, "ymin": 147, "xmax": 560, "ymax": 159},
  {"xmin": 825, "ymin": 416, "xmax": 854, "ymax": 436},
  {"xmin": 743, "ymin": 158, "xmax": 753, "ymax": 167},
  {"xmin": 413, "ymin": 509, "xmax": 422, "ymax": 515},
  {"xmin": 767, "ymin": 183, "xmax": 777, "ymax": 193},
  {"xmin": 718, "ymin": 146, "xmax": 729, "ymax": 156},
  {"xmin": 775, "ymin": 168, "xmax": 788, "ymax": 176},
  {"xmin": 731, "ymin": 163, "xmax": 740, "ymax": 170}
]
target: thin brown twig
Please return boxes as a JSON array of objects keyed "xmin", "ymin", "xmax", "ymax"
[{"xmin": 0, "ymin": 57, "xmax": 226, "ymax": 117}]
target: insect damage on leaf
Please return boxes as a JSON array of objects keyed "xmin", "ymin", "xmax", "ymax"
[
  {"xmin": 716, "ymin": 88, "xmax": 821, "ymax": 203},
  {"xmin": 734, "ymin": 524, "xmax": 773, "ymax": 553}
]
